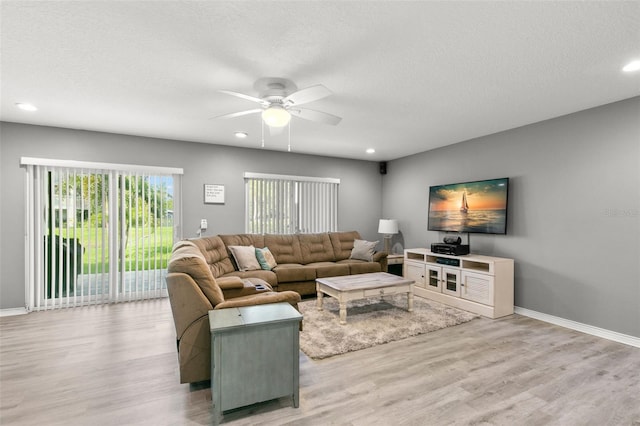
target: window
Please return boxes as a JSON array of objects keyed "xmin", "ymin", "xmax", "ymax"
[
  {"xmin": 244, "ymin": 172, "xmax": 339, "ymax": 234},
  {"xmin": 21, "ymin": 157, "xmax": 183, "ymax": 310}
]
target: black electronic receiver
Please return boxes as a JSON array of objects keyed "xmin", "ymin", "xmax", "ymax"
[{"xmin": 431, "ymin": 243, "xmax": 470, "ymax": 256}]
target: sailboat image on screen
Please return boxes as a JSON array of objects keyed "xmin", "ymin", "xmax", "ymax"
[
  {"xmin": 428, "ymin": 177, "xmax": 509, "ymax": 234},
  {"xmin": 460, "ymin": 191, "xmax": 469, "ymax": 213}
]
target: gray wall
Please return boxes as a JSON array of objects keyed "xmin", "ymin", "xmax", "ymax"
[
  {"xmin": 2, "ymin": 98, "xmax": 639, "ymax": 339},
  {"xmin": 0, "ymin": 123, "xmax": 383, "ymax": 309},
  {"xmin": 383, "ymin": 97, "xmax": 640, "ymax": 337}
]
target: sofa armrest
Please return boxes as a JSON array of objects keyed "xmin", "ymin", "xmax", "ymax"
[
  {"xmin": 220, "ymin": 277, "xmax": 274, "ymax": 299},
  {"xmin": 217, "ymin": 276, "xmax": 245, "ymax": 290},
  {"xmin": 373, "ymin": 251, "xmax": 388, "ymax": 272},
  {"xmin": 372, "ymin": 251, "xmax": 388, "ymax": 262},
  {"xmin": 214, "ymin": 290, "xmax": 301, "ymax": 310},
  {"xmin": 176, "ymin": 314, "xmax": 211, "ymax": 384},
  {"xmin": 166, "ymin": 272, "xmax": 213, "ymax": 340}
]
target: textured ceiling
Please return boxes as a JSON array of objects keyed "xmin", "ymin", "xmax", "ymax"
[{"xmin": 1, "ymin": 1, "xmax": 639, "ymax": 161}]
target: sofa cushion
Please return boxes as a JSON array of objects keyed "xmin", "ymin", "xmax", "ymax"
[
  {"xmin": 264, "ymin": 234, "xmax": 303, "ymax": 264},
  {"xmin": 337, "ymin": 259, "xmax": 383, "ymax": 274},
  {"xmin": 307, "ymin": 262, "xmax": 350, "ymax": 278},
  {"xmin": 273, "ymin": 264, "xmax": 317, "ymax": 283},
  {"xmin": 255, "ymin": 247, "xmax": 278, "ymax": 270},
  {"xmin": 350, "ymin": 239, "xmax": 379, "ymax": 261},
  {"xmin": 228, "ymin": 245, "xmax": 262, "ymax": 271},
  {"xmin": 277, "ymin": 280, "xmax": 317, "ymax": 296},
  {"xmin": 329, "ymin": 231, "xmax": 362, "ymax": 260},
  {"xmin": 189, "ymin": 236, "xmax": 235, "ymax": 278},
  {"xmin": 167, "ymin": 241, "xmax": 225, "ymax": 306},
  {"xmin": 299, "ymin": 233, "xmax": 335, "ymax": 263}
]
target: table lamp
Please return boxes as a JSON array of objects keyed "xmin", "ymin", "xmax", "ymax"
[{"xmin": 378, "ymin": 219, "xmax": 399, "ymax": 254}]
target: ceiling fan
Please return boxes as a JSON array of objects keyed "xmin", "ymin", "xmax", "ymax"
[{"xmin": 215, "ymin": 77, "xmax": 342, "ymax": 129}]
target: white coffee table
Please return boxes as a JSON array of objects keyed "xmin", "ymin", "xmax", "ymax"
[{"xmin": 316, "ymin": 272, "xmax": 414, "ymax": 325}]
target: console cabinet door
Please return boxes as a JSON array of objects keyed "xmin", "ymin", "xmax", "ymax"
[
  {"xmin": 425, "ymin": 264, "xmax": 443, "ymax": 292},
  {"xmin": 441, "ymin": 267, "xmax": 461, "ymax": 297},
  {"xmin": 461, "ymin": 271, "xmax": 494, "ymax": 306},
  {"xmin": 404, "ymin": 261, "xmax": 426, "ymax": 288}
]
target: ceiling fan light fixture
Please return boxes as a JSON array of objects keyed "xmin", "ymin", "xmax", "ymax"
[
  {"xmin": 262, "ymin": 105, "xmax": 291, "ymax": 127},
  {"xmin": 623, "ymin": 60, "xmax": 640, "ymax": 72},
  {"xmin": 16, "ymin": 102, "xmax": 38, "ymax": 112}
]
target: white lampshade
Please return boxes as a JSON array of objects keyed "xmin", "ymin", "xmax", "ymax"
[
  {"xmin": 378, "ymin": 219, "xmax": 399, "ymax": 234},
  {"xmin": 262, "ymin": 106, "xmax": 291, "ymax": 127}
]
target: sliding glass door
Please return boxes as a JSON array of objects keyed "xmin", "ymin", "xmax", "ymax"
[{"xmin": 22, "ymin": 158, "xmax": 183, "ymax": 310}]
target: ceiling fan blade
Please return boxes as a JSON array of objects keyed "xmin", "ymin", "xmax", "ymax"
[
  {"xmin": 219, "ymin": 90, "xmax": 268, "ymax": 105},
  {"xmin": 290, "ymin": 108, "xmax": 342, "ymax": 126},
  {"xmin": 283, "ymin": 84, "xmax": 332, "ymax": 106},
  {"xmin": 212, "ymin": 109, "xmax": 262, "ymax": 119}
]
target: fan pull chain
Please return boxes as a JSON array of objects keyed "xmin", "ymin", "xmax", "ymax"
[
  {"xmin": 287, "ymin": 120, "xmax": 291, "ymax": 152},
  {"xmin": 261, "ymin": 117, "xmax": 265, "ymax": 148}
]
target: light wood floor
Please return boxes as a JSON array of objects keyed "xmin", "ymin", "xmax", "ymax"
[{"xmin": 1, "ymin": 298, "xmax": 639, "ymax": 425}]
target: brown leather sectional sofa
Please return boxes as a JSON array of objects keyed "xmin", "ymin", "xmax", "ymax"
[
  {"xmin": 190, "ymin": 230, "xmax": 388, "ymax": 296},
  {"xmin": 166, "ymin": 240, "xmax": 302, "ymax": 384},
  {"xmin": 165, "ymin": 230, "xmax": 387, "ymax": 384}
]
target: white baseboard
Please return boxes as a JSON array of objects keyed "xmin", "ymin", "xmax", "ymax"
[
  {"xmin": 515, "ymin": 306, "xmax": 640, "ymax": 349},
  {"xmin": 0, "ymin": 307, "xmax": 29, "ymax": 317},
  {"xmin": 3, "ymin": 305, "xmax": 637, "ymax": 348}
]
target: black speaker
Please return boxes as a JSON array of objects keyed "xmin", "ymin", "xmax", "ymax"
[
  {"xmin": 379, "ymin": 161, "xmax": 387, "ymax": 175},
  {"xmin": 443, "ymin": 236, "xmax": 462, "ymax": 245}
]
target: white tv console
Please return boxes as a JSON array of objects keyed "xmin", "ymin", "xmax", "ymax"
[{"xmin": 403, "ymin": 248, "xmax": 514, "ymax": 318}]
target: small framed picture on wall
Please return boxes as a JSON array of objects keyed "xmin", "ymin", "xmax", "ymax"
[{"xmin": 204, "ymin": 184, "xmax": 225, "ymax": 204}]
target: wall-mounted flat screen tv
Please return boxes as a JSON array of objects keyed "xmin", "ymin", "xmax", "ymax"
[{"xmin": 428, "ymin": 177, "xmax": 509, "ymax": 234}]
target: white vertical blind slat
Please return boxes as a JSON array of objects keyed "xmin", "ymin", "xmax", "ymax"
[
  {"xmin": 134, "ymin": 174, "xmax": 140, "ymax": 300},
  {"xmin": 108, "ymin": 170, "xmax": 116, "ymax": 302},
  {"xmin": 152, "ymin": 175, "xmax": 156, "ymax": 295},
  {"xmin": 119, "ymin": 173, "xmax": 126, "ymax": 302},
  {"xmin": 153, "ymin": 175, "xmax": 158, "ymax": 295},
  {"xmin": 126, "ymin": 172, "xmax": 133, "ymax": 299},
  {"xmin": 100, "ymin": 172, "xmax": 107, "ymax": 303},
  {"xmin": 79, "ymin": 169, "xmax": 85, "ymax": 302}
]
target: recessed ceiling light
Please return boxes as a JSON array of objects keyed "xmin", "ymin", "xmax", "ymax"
[
  {"xmin": 623, "ymin": 60, "xmax": 640, "ymax": 72},
  {"xmin": 366, "ymin": 148, "xmax": 375, "ymax": 154},
  {"xmin": 234, "ymin": 132, "xmax": 248, "ymax": 139},
  {"xmin": 16, "ymin": 102, "xmax": 38, "ymax": 112}
]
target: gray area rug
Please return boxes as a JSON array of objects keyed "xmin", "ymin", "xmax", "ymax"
[{"xmin": 299, "ymin": 294, "xmax": 478, "ymax": 359}]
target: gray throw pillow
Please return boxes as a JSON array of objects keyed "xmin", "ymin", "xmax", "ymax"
[
  {"xmin": 349, "ymin": 239, "xmax": 378, "ymax": 261},
  {"xmin": 228, "ymin": 245, "xmax": 262, "ymax": 271}
]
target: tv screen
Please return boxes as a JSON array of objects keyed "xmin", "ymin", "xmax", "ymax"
[{"xmin": 428, "ymin": 177, "xmax": 509, "ymax": 234}]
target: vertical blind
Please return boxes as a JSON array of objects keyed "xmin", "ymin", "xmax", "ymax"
[
  {"xmin": 21, "ymin": 158, "xmax": 183, "ymax": 311},
  {"xmin": 244, "ymin": 172, "xmax": 339, "ymax": 234}
]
